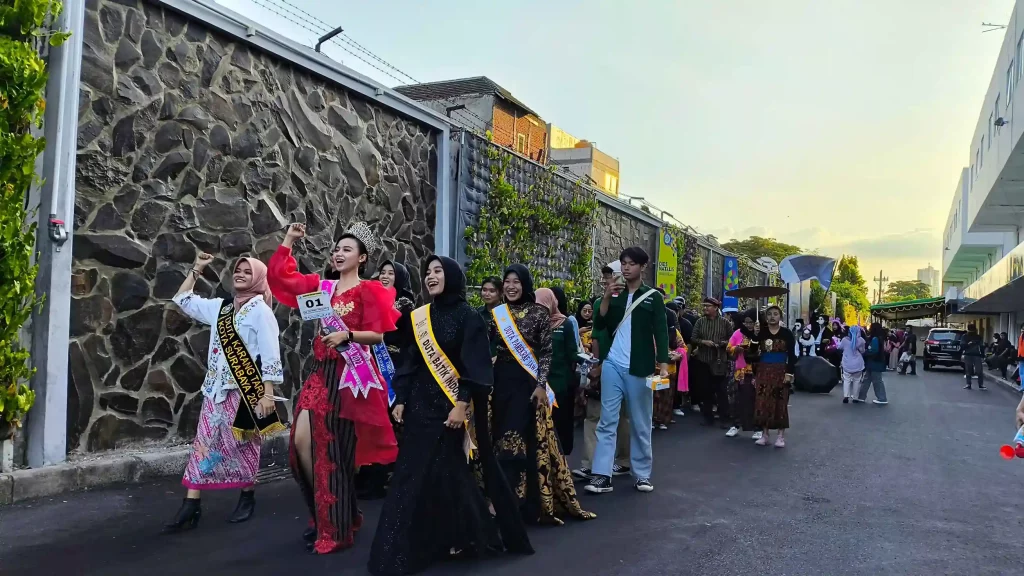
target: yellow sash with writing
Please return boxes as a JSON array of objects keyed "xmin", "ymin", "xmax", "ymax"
[
  {"xmin": 411, "ymin": 305, "xmax": 475, "ymax": 459},
  {"xmin": 491, "ymin": 304, "xmax": 558, "ymax": 409}
]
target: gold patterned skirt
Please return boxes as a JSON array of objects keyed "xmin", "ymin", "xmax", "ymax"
[{"xmin": 492, "ymin": 359, "xmax": 595, "ymax": 525}]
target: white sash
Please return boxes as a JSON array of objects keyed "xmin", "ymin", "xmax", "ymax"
[
  {"xmin": 612, "ymin": 288, "xmax": 658, "ymax": 338},
  {"xmin": 492, "ymin": 304, "xmax": 557, "ymax": 408}
]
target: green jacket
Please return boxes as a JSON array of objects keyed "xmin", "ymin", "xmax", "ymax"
[{"xmin": 593, "ymin": 284, "xmax": 669, "ymax": 377}]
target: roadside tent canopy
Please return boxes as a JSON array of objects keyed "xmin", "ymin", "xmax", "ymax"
[{"xmin": 869, "ymin": 296, "xmax": 947, "ymax": 322}]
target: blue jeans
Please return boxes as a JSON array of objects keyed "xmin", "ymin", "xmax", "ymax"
[
  {"xmin": 593, "ymin": 360, "xmax": 654, "ymax": 480},
  {"xmin": 858, "ymin": 370, "xmax": 887, "ymax": 402}
]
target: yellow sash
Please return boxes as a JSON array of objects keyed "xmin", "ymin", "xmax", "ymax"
[
  {"xmin": 411, "ymin": 305, "xmax": 475, "ymax": 459},
  {"xmin": 491, "ymin": 304, "xmax": 558, "ymax": 409}
]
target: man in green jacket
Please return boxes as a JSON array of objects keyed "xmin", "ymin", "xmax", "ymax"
[{"xmin": 584, "ymin": 247, "xmax": 669, "ymax": 495}]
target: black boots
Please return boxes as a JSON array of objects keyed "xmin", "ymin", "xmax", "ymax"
[
  {"xmin": 228, "ymin": 491, "xmax": 256, "ymax": 523},
  {"xmin": 162, "ymin": 498, "xmax": 202, "ymax": 534}
]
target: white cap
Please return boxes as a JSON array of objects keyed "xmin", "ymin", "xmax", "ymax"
[{"xmin": 607, "ymin": 261, "xmax": 621, "ymax": 274}]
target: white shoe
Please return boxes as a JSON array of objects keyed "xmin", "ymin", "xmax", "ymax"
[
  {"xmin": 673, "ymin": 409, "xmax": 685, "ymax": 417},
  {"xmin": 725, "ymin": 426, "xmax": 739, "ymax": 437},
  {"xmin": 751, "ymin": 431, "xmax": 763, "ymax": 441}
]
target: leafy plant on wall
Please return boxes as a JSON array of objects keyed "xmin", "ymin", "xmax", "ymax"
[
  {"xmin": 464, "ymin": 145, "xmax": 598, "ymax": 305},
  {"xmin": 672, "ymin": 228, "xmax": 704, "ymax": 308},
  {"xmin": 0, "ymin": 0, "xmax": 67, "ymax": 434}
]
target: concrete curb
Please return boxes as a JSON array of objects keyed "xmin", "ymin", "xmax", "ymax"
[
  {"xmin": 0, "ymin": 431, "xmax": 289, "ymax": 506},
  {"xmin": 984, "ymin": 368, "xmax": 1022, "ymax": 395}
]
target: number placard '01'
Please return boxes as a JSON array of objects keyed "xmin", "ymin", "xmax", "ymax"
[{"xmin": 296, "ymin": 291, "xmax": 332, "ymax": 321}]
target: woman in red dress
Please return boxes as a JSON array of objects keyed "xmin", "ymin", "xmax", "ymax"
[{"xmin": 268, "ymin": 222, "xmax": 399, "ymax": 554}]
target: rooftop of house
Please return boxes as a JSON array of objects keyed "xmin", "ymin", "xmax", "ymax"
[{"xmin": 394, "ymin": 76, "xmax": 540, "ymax": 118}]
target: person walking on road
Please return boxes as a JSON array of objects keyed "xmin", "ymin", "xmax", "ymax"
[
  {"xmin": 839, "ymin": 324, "xmax": 866, "ymax": 403},
  {"xmin": 898, "ymin": 326, "xmax": 918, "ymax": 376},
  {"xmin": 988, "ymin": 332, "xmax": 1014, "ymax": 379},
  {"xmin": 584, "ymin": 247, "xmax": 670, "ymax": 495},
  {"xmin": 857, "ymin": 323, "xmax": 890, "ymax": 404},
  {"xmin": 961, "ymin": 324, "xmax": 987, "ymax": 390},
  {"xmin": 726, "ymin": 310, "xmax": 759, "ymax": 439},
  {"xmin": 753, "ymin": 305, "xmax": 796, "ymax": 447},
  {"xmin": 163, "ymin": 253, "xmax": 284, "ymax": 534},
  {"xmin": 690, "ymin": 297, "xmax": 733, "ymax": 429}
]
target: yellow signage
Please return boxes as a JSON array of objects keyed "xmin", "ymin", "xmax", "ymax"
[{"xmin": 656, "ymin": 229, "xmax": 677, "ymax": 298}]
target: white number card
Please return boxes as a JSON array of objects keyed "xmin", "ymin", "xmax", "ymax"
[{"xmin": 296, "ymin": 291, "xmax": 332, "ymax": 321}]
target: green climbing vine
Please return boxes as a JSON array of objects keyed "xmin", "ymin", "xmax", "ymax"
[
  {"xmin": 0, "ymin": 0, "xmax": 67, "ymax": 433},
  {"xmin": 464, "ymin": 144, "xmax": 598, "ymax": 304},
  {"xmin": 674, "ymin": 229, "xmax": 704, "ymax": 308}
]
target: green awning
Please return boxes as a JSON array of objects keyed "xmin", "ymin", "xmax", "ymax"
[{"xmin": 869, "ymin": 296, "xmax": 946, "ymax": 321}]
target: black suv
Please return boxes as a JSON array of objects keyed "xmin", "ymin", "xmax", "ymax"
[{"xmin": 923, "ymin": 328, "xmax": 966, "ymax": 371}]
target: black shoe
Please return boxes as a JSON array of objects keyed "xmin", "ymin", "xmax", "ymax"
[
  {"xmin": 584, "ymin": 475, "xmax": 613, "ymax": 494},
  {"xmin": 979, "ymin": 385, "xmax": 988, "ymax": 390},
  {"xmin": 842, "ymin": 397, "xmax": 849, "ymax": 404},
  {"xmin": 571, "ymin": 467, "xmax": 592, "ymax": 480},
  {"xmin": 611, "ymin": 464, "xmax": 630, "ymax": 476},
  {"xmin": 228, "ymin": 490, "xmax": 255, "ymax": 523},
  {"xmin": 964, "ymin": 384, "xmax": 972, "ymax": 390},
  {"xmin": 303, "ymin": 527, "xmax": 316, "ymax": 543},
  {"xmin": 634, "ymin": 478, "xmax": 654, "ymax": 493},
  {"xmin": 162, "ymin": 498, "xmax": 201, "ymax": 534}
]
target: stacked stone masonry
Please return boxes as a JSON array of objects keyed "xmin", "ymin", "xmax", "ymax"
[{"xmin": 70, "ymin": 0, "xmax": 438, "ymax": 453}]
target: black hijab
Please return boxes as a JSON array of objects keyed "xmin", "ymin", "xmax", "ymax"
[
  {"xmin": 503, "ymin": 264, "xmax": 535, "ymax": 304},
  {"xmin": 550, "ymin": 286, "xmax": 569, "ymax": 316},
  {"xmin": 738, "ymin": 308, "xmax": 758, "ymax": 339},
  {"xmin": 380, "ymin": 259, "xmax": 414, "ymax": 302},
  {"xmin": 575, "ymin": 301, "xmax": 593, "ymax": 329},
  {"xmin": 422, "ymin": 255, "xmax": 466, "ymax": 307}
]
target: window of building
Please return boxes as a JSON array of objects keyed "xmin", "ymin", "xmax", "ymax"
[
  {"xmin": 604, "ymin": 173, "xmax": 618, "ymax": 193},
  {"xmin": 516, "ymin": 133, "xmax": 527, "ymax": 154},
  {"xmin": 1018, "ymin": 33, "xmax": 1024, "ymax": 81},
  {"xmin": 989, "ymin": 112, "xmax": 993, "ymax": 147},
  {"xmin": 996, "ymin": 94, "xmax": 1001, "ymax": 120},
  {"xmin": 981, "ymin": 137, "xmax": 984, "ymax": 167},
  {"xmin": 1008, "ymin": 61, "xmax": 1016, "ymax": 105}
]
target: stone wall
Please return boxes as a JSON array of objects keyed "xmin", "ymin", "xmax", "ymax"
[
  {"xmin": 69, "ymin": 0, "xmax": 438, "ymax": 453},
  {"xmin": 593, "ymin": 202, "xmax": 658, "ymax": 288}
]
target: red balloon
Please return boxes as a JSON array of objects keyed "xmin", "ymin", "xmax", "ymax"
[{"xmin": 1001, "ymin": 445, "xmax": 1015, "ymax": 459}]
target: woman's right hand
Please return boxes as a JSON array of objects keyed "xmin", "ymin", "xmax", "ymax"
[
  {"xmin": 392, "ymin": 404, "xmax": 404, "ymax": 423},
  {"xmin": 285, "ymin": 223, "xmax": 306, "ymax": 240},
  {"xmin": 194, "ymin": 253, "xmax": 213, "ymax": 271}
]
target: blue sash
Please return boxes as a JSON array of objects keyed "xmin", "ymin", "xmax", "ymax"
[{"xmin": 371, "ymin": 342, "xmax": 397, "ymax": 406}]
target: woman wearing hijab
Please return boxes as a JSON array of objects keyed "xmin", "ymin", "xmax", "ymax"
[
  {"xmin": 839, "ymin": 325, "xmax": 866, "ymax": 403},
  {"xmin": 753, "ymin": 305, "xmax": 797, "ymax": 448},
  {"xmin": 357, "ymin": 260, "xmax": 417, "ymax": 500},
  {"xmin": 164, "ymin": 253, "xmax": 284, "ymax": 533},
  {"xmin": 269, "ymin": 223, "xmax": 399, "ymax": 553},
  {"xmin": 576, "ymin": 301, "xmax": 594, "ymax": 349},
  {"xmin": 369, "ymin": 256, "xmax": 533, "ymax": 575},
  {"xmin": 726, "ymin": 310, "xmax": 760, "ymax": 439},
  {"xmin": 537, "ymin": 288, "xmax": 579, "ymax": 455},
  {"xmin": 488, "ymin": 264, "xmax": 595, "ymax": 524}
]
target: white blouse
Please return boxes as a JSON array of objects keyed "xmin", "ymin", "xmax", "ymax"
[{"xmin": 172, "ymin": 291, "xmax": 284, "ymax": 403}]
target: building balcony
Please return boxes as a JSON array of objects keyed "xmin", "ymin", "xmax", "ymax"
[{"xmin": 960, "ymin": 240, "xmax": 1024, "ymax": 313}]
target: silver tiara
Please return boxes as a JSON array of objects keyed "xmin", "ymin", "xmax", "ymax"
[{"xmin": 345, "ymin": 221, "xmax": 382, "ymax": 255}]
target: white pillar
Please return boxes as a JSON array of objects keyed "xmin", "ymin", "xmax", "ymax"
[{"xmin": 25, "ymin": 0, "xmax": 85, "ymax": 468}]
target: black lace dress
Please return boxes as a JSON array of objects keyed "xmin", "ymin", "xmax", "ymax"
[{"xmin": 368, "ymin": 257, "xmax": 532, "ymax": 576}]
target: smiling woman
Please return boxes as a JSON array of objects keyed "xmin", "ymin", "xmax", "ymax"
[{"xmin": 268, "ymin": 222, "xmax": 399, "ymax": 554}]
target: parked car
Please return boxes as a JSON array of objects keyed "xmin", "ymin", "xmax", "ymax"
[{"xmin": 922, "ymin": 328, "xmax": 966, "ymax": 371}]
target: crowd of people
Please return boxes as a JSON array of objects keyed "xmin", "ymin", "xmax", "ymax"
[{"xmin": 158, "ymin": 219, "xmax": 946, "ymax": 573}]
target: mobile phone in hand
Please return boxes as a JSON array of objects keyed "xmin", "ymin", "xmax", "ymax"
[{"xmin": 320, "ymin": 324, "xmax": 350, "ymax": 352}]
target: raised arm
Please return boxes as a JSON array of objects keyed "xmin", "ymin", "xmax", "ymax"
[
  {"xmin": 267, "ymin": 223, "xmax": 321, "ymax": 309},
  {"xmin": 170, "ymin": 253, "xmax": 222, "ymax": 326}
]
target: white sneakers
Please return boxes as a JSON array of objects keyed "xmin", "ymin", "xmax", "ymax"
[
  {"xmin": 751, "ymin": 431, "xmax": 763, "ymax": 441},
  {"xmin": 725, "ymin": 427, "xmax": 740, "ymax": 437}
]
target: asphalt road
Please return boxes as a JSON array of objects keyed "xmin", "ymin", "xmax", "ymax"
[{"xmin": 3, "ymin": 368, "xmax": 1024, "ymax": 576}]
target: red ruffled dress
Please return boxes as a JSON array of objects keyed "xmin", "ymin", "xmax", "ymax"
[{"xmin": 268, "ymin": 246, "xmax": 399, "ymax": 554}]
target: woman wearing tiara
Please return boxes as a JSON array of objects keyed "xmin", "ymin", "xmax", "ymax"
[{"xmin": 268, "ymin": 222, "xmax": 399, "ymax": 554}]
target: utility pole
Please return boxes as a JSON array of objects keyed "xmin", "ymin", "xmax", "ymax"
[{"xmin": 873, "ymin": 270, "xmax": 888, "ymax": 304}]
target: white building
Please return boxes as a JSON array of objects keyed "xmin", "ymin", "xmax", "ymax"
[
  {"xmin": 941, "ymin": 3, "xmax": 1024, "ymax": 338},
  {"xmin": 916, "ymin": 265, "xmax": 940, "ymax": 297}
]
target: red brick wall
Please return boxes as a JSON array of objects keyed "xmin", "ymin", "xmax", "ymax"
[{"xmin": 492, "ymin": 102, "xmax": 547, "ymax": 163}]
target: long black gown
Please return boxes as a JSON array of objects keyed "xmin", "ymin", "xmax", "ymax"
[{"xmin": 368, "ymin": 256, "xmax": 533, "ymax": 576}]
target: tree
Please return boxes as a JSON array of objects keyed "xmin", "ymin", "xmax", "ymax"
[
  {"xmin": 721, "ymin": 236, "xmax": 802, "ymax": 265},
  {"xmin": 835, "ymin": 255, "xmax": 868, "ymax": 294},
  {"xmin": 883, "ymin": 280, "xmax": 932, "ymax": 303}
]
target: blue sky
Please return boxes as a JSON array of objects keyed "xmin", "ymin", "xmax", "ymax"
[{"xmin": 218, "ymin": 0, "xmax": 1013, "ymax": 281}]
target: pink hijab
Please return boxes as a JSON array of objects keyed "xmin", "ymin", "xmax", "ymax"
[
  {"xmin": 233, "ymin": 257, "xmax": 272, "ymax": 309},
  {"xmin": 536, "ymin": 288, "xmax": 566, "ymax": 329}
]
